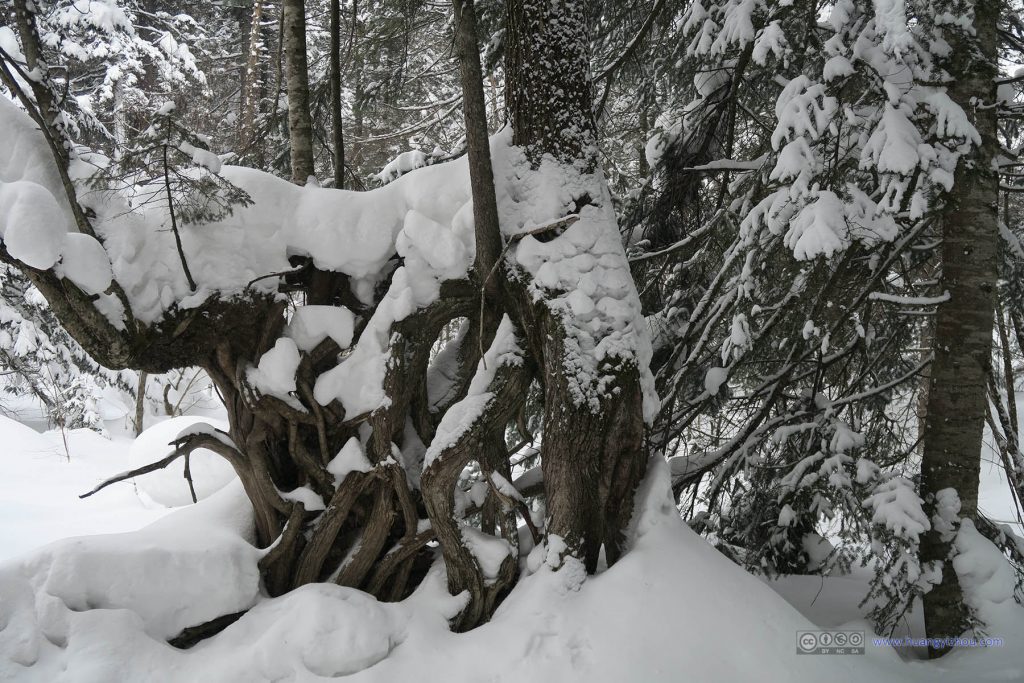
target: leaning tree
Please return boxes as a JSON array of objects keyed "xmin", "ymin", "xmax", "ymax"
[{"xmin": 0, "ymin": 0, "xmax": 654, "ymax": 633}]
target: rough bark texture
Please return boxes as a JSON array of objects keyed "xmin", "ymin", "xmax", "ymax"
[
  {"xmin": 134, "ymin": 372, "xmax": 147, "ymax": 436},
  {"xmin": 505, "ymin": 0, "xmax": 596, "ymax": 168},
  {"xmin": 282, "ymin": 0, "xmax": 315, "ymax": 184},
  {"xmin": 504, "ymin": 0, "xmax": 647, "ymax": 569},
  {"xmin": 919, "ymin": 0, "xmax": 999, "ymax": 657}
]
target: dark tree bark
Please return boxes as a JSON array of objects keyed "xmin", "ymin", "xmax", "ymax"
[
  {"xmin": 282, "ymin": 0, "xmax": 315, "ymax": 184},
  {"xmin": 453, "ymin": 0, "xmax": 501, "ymax": 286},
  {"xmin": 329, "ymin": 0, "xmax": 345, "ymax": 189},
  {"xmin": 919, "ymin": 0, "xmax": 1000, "ymax": 657},
  {"xmin": 505, "ymin": 0, "xmax": 596, "ymax": 169}
]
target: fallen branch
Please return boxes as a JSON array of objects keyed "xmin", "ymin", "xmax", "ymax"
[
  {"xmin": 168, "ymin": 610, "xmax": 247, "ymax": 649},
  {"xmin": 79, "ymin": 429, "xmax": 245, "ymax": 499},
  {"xmin": 79, "ymin": 448, "xmax": 186, "ymax": 499}
]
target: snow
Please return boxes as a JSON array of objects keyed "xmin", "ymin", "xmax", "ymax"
[
  {"xmin": 0, "ymin": 481, "xmax": 260, "ymax": 678},
  {"xmin": 0, "ymin": 102, "xmax": 658, "ymax": 434},
  {"xmin": 489, "ymin": 471, "xmax": 524, "ymax": 503},
  {"xmin": 494, "ymin": 137, "xmax": 659, "ymax": 421},
  {"xmin": 198, "ymin": 583, "xmax": 405, "ymax": 677},
  {"xmin": 461, "ymin": 526, "xmax": 513, "ymax": 582},
  {"xmin": 0, "ymin": 419, "xmax": 171, "ymax": 562},
  {"xmin": 246, "ymin": 338, "xmax": 301, "ymax": 401},
  {"xmin": 787, "ymin": 190, "xmax": 850, "ymax": 260},
  {"xmin": 422, "ymin": 315, "xmax": 522, "ymax": 469},
  {"xmin": 778, "ymin": 503, "xmax": 797, "ymax": 527},
  {"xmin": 704, "ymin": 366, "xmax": 728, "ymax": 395},
  {"xmin": 0, "ymin": 180, "xmax": 68, "ymax": 270},
  {"xmin": 1, "ymin": 424, "xmax": 1022, "ymax": 681},
  {"xmin": 862, "ymin": 104, "xmax": 922, "ymax": 175},
  {"xmin": 376, "ymin": 150, "xmax": 428, "ymax": 184},
  {"xmin": 931, "ymin": 487, "xmax": 962, "ymax": 541},
  {"xmin": 286, "ymin": 305, "xmax": 355, "ymax": 352},
  {"xmin": 0, "ymin": 96, "xmax": 474, "ymax": 328},
  {"xmin": 863, "ymin": 476, "xmax": 930, "ymax": 541},
  {"xmin": 279, "ymin": 485, "xmax": 325, "ymax": 511},
  {"xmin": 55, "ymin": 233, "xmax": 113, "ymax": 295},
  {"xmin": 130, "ymin": 416, "xmax": 237, "ymax": 508},
  {"xmin": 178, "ymin": 142, "xmax": 222, "ymax": 174},
  {"xmin": 953, "ymin": 519, "xmax": 1016, "ymax": 611},
  {"xmin": 326, "ymin": 437, "xmax": 373, "ymax": 484}
]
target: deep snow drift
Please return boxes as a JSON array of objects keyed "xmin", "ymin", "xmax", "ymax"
[{"xmin": 1, "ymin": 429, "xmax": 1021, "ymax": 682}]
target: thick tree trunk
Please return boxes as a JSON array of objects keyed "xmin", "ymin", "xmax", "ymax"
[
  {"xmin": 919, "ymin": 0, "xmax": 999, "ymax": 657},
  {"xmin": 504, "ymin": 0, "xmax": 647, "ymax": 570},
  {"xmin": 282, "ymin": 0, "xmax": 315, "ymax": 184},
  {"xmin": 505, "ymin": 0, "xmax": 596, "ymax": 169}
]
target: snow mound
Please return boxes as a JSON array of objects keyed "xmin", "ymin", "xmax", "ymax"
[
  {"xmin": 130, "ymin": 416, "xmax": 237, "ymax": 507},
  {"xmin": 204, "ymin": 584, "xmax": 402, "ymax": 678},
  {"xmin": 0, "ymin": 482, "xmax": 259, "ymax": 680},
  {"xmin": 954, "ymin": 519, "xmax": 1017, "ymax": 612}
]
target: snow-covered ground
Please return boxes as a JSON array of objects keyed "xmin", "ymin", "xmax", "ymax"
[
  {"xmin": 0, "ymin": 416, "xmax": 1021, "ymax": 681},
  {"xmin": 0, "ymin": 417, "xmax": 171, "ymax": 561}
]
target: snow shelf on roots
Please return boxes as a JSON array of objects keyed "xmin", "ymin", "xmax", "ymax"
[{"xmin": 0, "ymin": 460, "xmax": 1018, "ymax": 682}]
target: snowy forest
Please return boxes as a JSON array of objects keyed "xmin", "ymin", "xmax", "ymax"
[{"xmin": 0, "ymin": 0, "xmax": 1022, "ymax": 679}]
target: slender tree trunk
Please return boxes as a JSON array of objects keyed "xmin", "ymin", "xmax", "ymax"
[
  {"xmin": 453, "ymin": 0, "xmax": 501, "ymax": 287},
  {"xmin": 282, "ymin": 0, "xmax": 315, "ymax": 184},
  {"xmin": 919, "ymin": 0, "xmax": 999, "ymax": 657},
  {"xmin": 134, "ymin": 371, "xmax": 147, "ymax": 436},
  {"xmin": 240, "ymin": 0, "xmax": 264, "ymax": 148},
  {"xmin": 329, "ymin": 0, "xmax": 345, "ymax": 188}
]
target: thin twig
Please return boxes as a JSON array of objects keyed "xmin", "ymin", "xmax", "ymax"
[{"xmin": 162, "ymin": 141, "xmax": 197, "ymax": 291}]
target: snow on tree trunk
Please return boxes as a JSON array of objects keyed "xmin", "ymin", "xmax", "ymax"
[
  {"xmin": 239, "ymin": 0, "xmax": 266, "ymax": 150},
  {"xmin": 503, "ymin": 0, "xmax": 655, "ymax": 570},
  {"xmin": 919, "ymin": 0, "xmax": 1000, "ymax": 657}
]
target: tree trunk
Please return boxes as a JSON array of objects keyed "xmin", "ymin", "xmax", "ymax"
[
  {"xmin": 329, "ymin": 0, "xmax": 345, "ymax": 189},
  {"xmin": 239, "ymin": 0, "xmax": 264, "ymax": 149},
  {"xmin": 919, "ymin": 0, "xmax": 999, "ymax": 657},
  {"xmin": 282, "ymin": 0, "xmax": 315, "ymax": 184},
  {"xmin": 503, "ymin": 0, "xmax": 648, "ymax": 570},
  {"xmin": 453, "ymin": 0, "xmax": 501, "ymax": 286},
  {"xmin": 505, "ymin": 0, "xmax": 596, "ymax": 170},
  {"xmin": 134, "ymin": 372, "xmax": 147, "ymax": 436}
]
